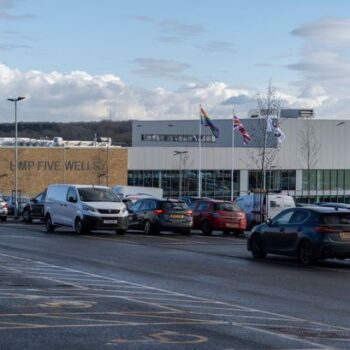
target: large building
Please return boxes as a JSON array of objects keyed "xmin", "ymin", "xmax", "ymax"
[
  {"xmin": 0, "ymin": 137, "xmax": 128, "ymax": 197},
  {"xmin": 128, "ymin": 111, "xmax": 350, "ymax": 203}
]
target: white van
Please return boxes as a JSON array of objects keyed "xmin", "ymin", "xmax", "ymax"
[
  {"xmin": 235, "ymin": 193, "xmax": 295, "ymax": 228},
  {"xmin": 44, "ymin": 184, "xmax": 129, "ymax": 234}
]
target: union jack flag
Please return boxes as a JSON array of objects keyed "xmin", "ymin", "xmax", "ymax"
[{"xmin": 233, "ymin": 116, "xmax": 251, "ymax": 144}]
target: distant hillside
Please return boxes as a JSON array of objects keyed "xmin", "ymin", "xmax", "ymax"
[{"xmin": 0, "ymin": 120, "xmax": 132, "ymax": 146}]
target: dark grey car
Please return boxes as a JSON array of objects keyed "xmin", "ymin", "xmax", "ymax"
[
  {"xmin": 128, "ymin": 199, "xmax": 193, "ymax": 235},
  {"xmin": 247, "ymin": 207, "xmax": 350, "ymax": 265}
]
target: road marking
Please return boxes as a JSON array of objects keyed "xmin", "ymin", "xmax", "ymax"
[{"xmin": 0, "ymin": 252, "xmax": 349, "ymax": 350}]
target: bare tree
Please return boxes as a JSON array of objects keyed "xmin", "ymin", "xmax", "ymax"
[
  {"xmin": 246, "ymin": 83, "xmax": 281, "ymax": 192},
  {"xmin": 298, "ymin": 118, "xmax": 320, "ymax": 203},
  {"xmin": 243, "ymin": 83, "xmax": 282, "ymax": 222}
]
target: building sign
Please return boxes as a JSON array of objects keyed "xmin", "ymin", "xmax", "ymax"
[{"xmin": 9, "ymin": 160, "xmax": 105, "ymax": 172}]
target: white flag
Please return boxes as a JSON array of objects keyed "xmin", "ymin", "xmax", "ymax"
[
  {"xmin": 274, "ymin": 126, "xmax": 286, "ymax": 143},
  {"xmin": 266, "ymin": 116, "xmax": 286, "ymax": 143},
  {"xmin": 266, "ymin": 116, "xmax": 273, "ymax": 132}
]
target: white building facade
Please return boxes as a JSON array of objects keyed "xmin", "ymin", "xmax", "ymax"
[{"xmin": 128, "ymin": 114, "xmax": 350, "ymax": 203}]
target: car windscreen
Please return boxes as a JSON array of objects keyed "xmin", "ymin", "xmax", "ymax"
[
  {"xmin": 323, "ymin": 213, "xmax": 350, "ymax": 225},
  {"xmin": 78, "ymin": 188, "xmax": 121, "ymax": 202},
  {"xmin": 160, "ymin": 202, "xmax": 188, "ymax": 210},
  {"xmin": 214, "ymin": 202, "xmax": 241, "ymax": 211}
]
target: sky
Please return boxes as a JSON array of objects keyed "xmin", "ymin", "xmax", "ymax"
[{"xmin": 0, "ymin": 0, "xmax": 350, "ymax": 122}]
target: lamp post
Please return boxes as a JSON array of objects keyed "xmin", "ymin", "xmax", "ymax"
[
  {"xmin": 7, "ymin": 96, "xmax": 25, "ymax": 219},
  {"xmin": 173, "ymin": 150, "xmax": 188, "ymax": 199}
]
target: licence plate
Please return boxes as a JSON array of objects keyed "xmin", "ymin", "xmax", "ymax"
[
  {"xmin": 171, "ymin": 214, "xmax": 184, "ymax": 219},
  {"xmin": 226, "ymin": 223, "xmax": 238, "ymax": 228},
  {"xmin": 103, "ymin": 220, "xmax": 118, "ymax": 224},
  {"xmin": 340, "ymin": 232, "xmax": 350, "ymax": 240}
]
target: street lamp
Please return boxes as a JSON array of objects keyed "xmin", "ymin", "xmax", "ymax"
[
  {"xmin": 173, "ymin": 150, "xmax": 188, "ymax": 199},
  {"xmin": 7, "ymin": 96, "xmax": 25, "ymax": 219}
]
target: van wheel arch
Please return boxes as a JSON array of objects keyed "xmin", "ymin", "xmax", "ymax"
[
  {"xmin": 45, "ymin": 214, "xmax": 55, "ymax": 232},
  {"xmin": 75, "ymin": 217, "xmax": 89, "ymax": 235}
]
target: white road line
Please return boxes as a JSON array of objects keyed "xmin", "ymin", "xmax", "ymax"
[{"xmin": 0, "ymin": 252, "xmax": 348, "ymax": 350}]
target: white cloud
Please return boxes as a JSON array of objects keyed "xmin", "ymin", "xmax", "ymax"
[
  {"xmin": 0, "ymin": 60, "xmax": 346, "ymax": 124},
  {"xmin": 291, "ymin": 18, "xmax": 350, "ymax": 46},
  {"xmin": 287, "ymin": 17, "xmax": 350, "ymax": 118}
]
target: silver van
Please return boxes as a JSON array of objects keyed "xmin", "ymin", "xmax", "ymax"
[{"xmin": 44, "ymin": 184, "xmax": 129, "ymax": 234}]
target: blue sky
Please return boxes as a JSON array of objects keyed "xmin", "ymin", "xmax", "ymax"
[{"xmin": 0, "ymin": 0, "xmax": 350, "ymax": 121}]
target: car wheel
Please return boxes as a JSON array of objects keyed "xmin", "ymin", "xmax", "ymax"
[
  {"xmin": 22, "ymin": 209, "xmax": 32, "ymax": 223},
  {"xmin": 144, "ymin": 221, "xmax": 159, "ymax": 235},
  {"xmin": 144, "ymin": 221, "xmax": 154, "ymax": 235},
  {"xmin": 115, "ymin": 229, "xmax": 126, "ymax": 235},
  {"xmin": 250, "ymin": 235, "xmax": 266, "ymax": 259},
  {"xmin": 75, "ymin": 218, "xmax": 89, "ymax": 235},
  {"xmin": 201, "ymin": 220, "xmax": 212, "ymax": 236},
  {"xmin": 45, "ymin": 214, "xmax": 55, "ymax": 232},
  {"xmin": 299, "ymin": 240, "xmax": 314, "ymax": 265}
]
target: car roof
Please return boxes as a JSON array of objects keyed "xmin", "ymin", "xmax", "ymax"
[
  {"xmin": 197, "ymin": 199, "xmax": 234, "ymax": 203},
  {"xmin": 49, "ymin": 184, "xmax": 111, "ymax": 189},
  {"xmin": 294, "ymin": 206, "xmax": 350, "ymax": 213}
]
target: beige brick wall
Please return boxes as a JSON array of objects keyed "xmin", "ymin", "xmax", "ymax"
[{"xmin": 0, "ymin": 147, "xmax": 128, "ymax": 197}]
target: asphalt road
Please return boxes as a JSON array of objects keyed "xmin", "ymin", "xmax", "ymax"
[{"xmin": 0, "ymin": 221, "xmax": 350, "ymax": 350}]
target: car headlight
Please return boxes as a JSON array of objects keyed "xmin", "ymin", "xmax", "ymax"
[
  {"xmin": 121, "ymin": 205, "xmax": 127, "ymax": 214},
  {"xmin": 82, "ymin": 204, "xmax": 97, "ymax": 212}
]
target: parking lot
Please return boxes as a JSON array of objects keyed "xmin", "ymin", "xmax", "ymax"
[{"xmin": 0, "ymin": 220, "xmax": 350, "ymax": 349}]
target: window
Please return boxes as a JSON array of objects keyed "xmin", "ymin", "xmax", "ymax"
[
  {"xmin": 67, "ymin": 187, "xmax": 77, "ymax": 202},
  {"xmin": 78, "ymin": 188, "xmax": 119, "ymax": 202},
  {"xmin": 289, "ymin": 210, "xmax": 309, "ymax": 224},
  {"xmin": 149, "ymin": 200, "xmax": 157, "ymax": 210},
  {"xmin": 273, "ymin": 210, "xmax": 294, "ymax": 225},
  {"xmin": 197, "ymin": 202, "xmax": 209, "ymax": 211},
  {"xmin": 140, "ymin": 134, "xmax": 216, "ymax": 143},
  {"xmin": 214, "ymin": 202, "xmax": 240, "ymax": 211}
]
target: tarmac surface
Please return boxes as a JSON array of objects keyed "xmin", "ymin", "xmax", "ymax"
[{"xmin": 0, "ymin": 220, "xmax": 350, "ymax": 349}]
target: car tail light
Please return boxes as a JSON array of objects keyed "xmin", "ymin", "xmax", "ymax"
[
  {"xmin": 186, "ymin": 210, "xmax": 193, "ymax": 216},
  {"xmin": 1, "ymin": 203, "xmax": 7, "ymax": 209},
  {"xmin": 314, "ymin": 225, "xmax": 339, "ymax": 233},
  {"xmin": 153, "ymin": 208, "xmax": 165, "ymax": 215}
]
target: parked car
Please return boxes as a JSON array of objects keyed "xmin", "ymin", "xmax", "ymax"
[
  {"xmin": 3, "ymin": 195, "xmax": 30, "ymax": 216},
  {"xmin": 128, "ymin": 198, "xmax": 193, "ymax": 235},
  {"xmin": 247, "ymin": 206, "xmax": 350, "ymax": 265},
  {"xmin": 190, "ymin": 199, "xmax": 247, "ymax": 235},
  {"xmin": 122, "ymin": 194, "xmax": 158, "ymax": 210},
  {"xmin": 0, "ymin": 194, "xmax": 8, "ymax": 221},
  {"xmin": 44, "ymin": 184, "xmax": 129, "ymax": 235},
  {"xmin": 22, "ymin": 191, "xmax": 46, "ymax": 223}
]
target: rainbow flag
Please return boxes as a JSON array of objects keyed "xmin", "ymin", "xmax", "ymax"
[{"xmin": 200, "ymin": 106, "xmax": 219, "ymax": 138}]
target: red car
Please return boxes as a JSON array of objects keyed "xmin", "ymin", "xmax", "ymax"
[{"xmin": 190, "ymin": 199, "xmax": 247, "ymax": 235}]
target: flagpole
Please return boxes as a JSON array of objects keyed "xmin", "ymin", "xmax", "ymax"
[
  {"xmin": 198, "ymin": 105, "xmax": 202, "ymax": 197},
  {"xmin": 231, "ymin": 109, "xmax": 235, "ymax": 201}
]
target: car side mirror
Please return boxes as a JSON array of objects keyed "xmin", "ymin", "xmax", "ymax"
[
  {"xmin": 68, "ymin": 196, "xmax": 77, "ymax": 203},
  {"xmin": 266, "ymin": 218, "xmax": 273, "ymax": 226}
]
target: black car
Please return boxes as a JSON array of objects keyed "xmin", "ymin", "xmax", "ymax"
[
  {"xmin": 247, "ymin": 207, "xmax": 350, "ymax": 265},
  {"xmin": 22, "ymin": 191, "xmax": 46, "ymax": 223},
  {"xmin": 128, "ymin": 198, "xmax": 193, "ymax": 235}
]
